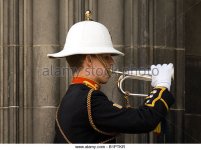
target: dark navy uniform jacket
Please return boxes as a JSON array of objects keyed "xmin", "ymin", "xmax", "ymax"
[{"xmin": 54, "ymin": 80, "xmax": 174, "ymax": 143}]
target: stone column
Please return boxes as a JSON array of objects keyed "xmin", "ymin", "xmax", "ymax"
[
  {"xmin": 123, "ymin": 0, "xmax": 153, "ymax": 143},
  {"xmin": 32, "ymin": 0, "xmax": 60, "ymax": 143},
  {"xmin": 151, "ymin": 0, "xmax": 185, "ymax": 143},
  {"xmin": 18, "ymin": 0, "xmax": 34, "ymax": 143},
  {"xmin": 0, "ymin": 0, "xmax": 9, "ymax": 143},
  {"xmin": 0, "ymin": 0, "xmax": 20, "ymax": 143},
  {"xmin": 185, "ymin": 0, "xmax": 201, "ymax": 143}
]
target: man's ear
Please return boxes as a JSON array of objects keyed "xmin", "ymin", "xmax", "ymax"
[{"xmin": 85, "ymin": 55, "xmax": 93, "ymax": 67}]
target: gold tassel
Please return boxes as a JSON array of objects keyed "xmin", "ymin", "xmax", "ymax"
[
  {"xmin": 124, "ymin": 92, "xmax": 131, "ymax": 108},
  {"xmin": 153, "ymin": 122, "xmax": 161, "ymax": 134}
]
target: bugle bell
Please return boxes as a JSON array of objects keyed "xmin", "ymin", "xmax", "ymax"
[{"xmin": 110, "ymin": 69, "xmax": 174, "ymax": 97}]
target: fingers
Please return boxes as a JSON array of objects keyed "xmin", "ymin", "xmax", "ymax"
[
  {"xmin": 168, "ymin": 63, "xmax": 173, "ymax": 68},
  {"xmin": 151, "ymin": 63, "xmax": 173, "ymax": 69}
]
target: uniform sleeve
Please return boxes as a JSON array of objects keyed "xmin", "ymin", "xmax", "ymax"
[{"xmin": 90, "ymin": 87, "xmax": 174, "ymax": 134}]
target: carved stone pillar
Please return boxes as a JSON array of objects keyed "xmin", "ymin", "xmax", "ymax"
[
  {"xmin": 32, "ymin": 0, "xmax": 60, "ymax": 143},
  {"xmin": 0, "ymin": 0, "xmax": 20, "ymax": 143},
  {"xmin": 151, "ymin": 0, "xmax": 185, "ymax": 143}
]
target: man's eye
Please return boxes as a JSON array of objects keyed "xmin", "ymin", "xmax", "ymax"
[{"xmin": 103, "ymin": 56, "xmax": 110, "ymax": 60}]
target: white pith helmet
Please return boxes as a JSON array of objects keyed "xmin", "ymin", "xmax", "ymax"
[{"xmin": 47, "ymin": 11, "xmax": 124, "ymax": 58}]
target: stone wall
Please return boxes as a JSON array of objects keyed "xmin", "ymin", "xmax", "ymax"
[
  {"xmin": 185, "ymin": 0, "xmax": 201, "ymax": 143},
  {"xmin": 0, "ymin": 0, "xmax": 188, "ymax": 143}
]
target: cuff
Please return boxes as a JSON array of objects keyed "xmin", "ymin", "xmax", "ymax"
[
  {"xmin": 144, "ymin": 87, "xmax": 175, "ymax": 110},
  {"xmin": 155, "ymin": 82, "xmax": 170, "ymax": 91}
]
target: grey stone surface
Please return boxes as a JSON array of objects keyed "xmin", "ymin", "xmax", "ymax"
[
  {"xmin": 185, "ymin": 1, "xmax": 201, "ymax": 56},
  {"xmin": 176, "ymin": 0, "xmax": 184, "ymax": 49},
  {"xmin": 33, "ymin": 46, "xmax": 60, "ymax": 107},
  {"xmin": 165, "ymin": 110, "xmax": 184, "ymax": 143},
  {"xmin": 153, "ymin": 48, "xmax": 176, "ymax": 64},
  {"xmin": 20, "ymin": 47, "xmax": 33, "ymax": 108},
  {"xmin": 185, "ymin": 0, "xmax": 201, "ymax": 143},
  {"xmin": 0, "ymin": 108, "xmax": 9, "ymax": 143},
  {"xmin": 185, "ymin": 56, "xmax": 201, "ymax": 114},
  {"xmin": 97, "ymin": 0, "xmax": 124, "ymax": 46},
  {"xmin": 8, "ymin": 107, "xmax": 19, "ymax": 143},
  {"xmin": 23, "ymin": 0, "xmax": 33, "ymax": 45},
  {"xmin": 33, "ymin": 0, "xmax": 59, "ymax": 45},
  {"xmin": 184, "ymin": 114, "xmax": 201, "ymax": 143},
  {"xmin": 174, "ymin": 50, "xmax": 185, "ymax": 109},
  {"xmin": 18, "ymin": 107, "xmax": 33, "ymax": 143},
  {"xmin": 32, "ymin": 107, "xmax": 57, "ymax": 143},
  {"xmin": 153, "ymin": 0, "xmax": 176, "ymax": 47}
]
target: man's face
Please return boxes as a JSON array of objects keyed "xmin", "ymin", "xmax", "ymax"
[{"xmin": 90, "ymin": 54, "xmax": 114, "ymax": 84}]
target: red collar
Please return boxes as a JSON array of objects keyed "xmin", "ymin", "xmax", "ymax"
[{"xmin": 72, "ymin": 77, "xmax": 100, "ymax": 90}]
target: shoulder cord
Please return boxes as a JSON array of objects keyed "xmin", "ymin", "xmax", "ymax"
[
  {"xmin": 55, "ymin": 89, "xmax": 117, "ymax": 144},
  {"xmin": 87, "ymin": 89, "xmax": 117, "ymax": 138}
]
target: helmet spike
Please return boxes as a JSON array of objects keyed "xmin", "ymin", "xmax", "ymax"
[{"xmin": 85, "ymin": 10, "xmax": 93, "ymax": 21}]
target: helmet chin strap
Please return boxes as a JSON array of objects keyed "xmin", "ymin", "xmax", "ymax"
[{"xmin": 95, "ymin": 55, "xmax": 112, "ymax": 77}]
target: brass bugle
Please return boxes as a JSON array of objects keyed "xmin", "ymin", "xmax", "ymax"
[{"xmin": 110, "ymin": 69, "xmax": 174, "ymax": 97}]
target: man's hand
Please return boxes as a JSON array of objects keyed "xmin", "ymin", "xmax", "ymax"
[{"xmin": 151, "ymin": 63, "xmax": 174, "ymax": 91}]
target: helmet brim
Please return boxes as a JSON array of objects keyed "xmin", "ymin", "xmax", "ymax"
[{"xmin": 47, "ymin": 47, "xmax": 124, "ymax": 58}]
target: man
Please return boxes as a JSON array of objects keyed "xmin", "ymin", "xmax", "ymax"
[{"xmin": 47, "ymin": 12, "xmax": 174, "ymax": 143}]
